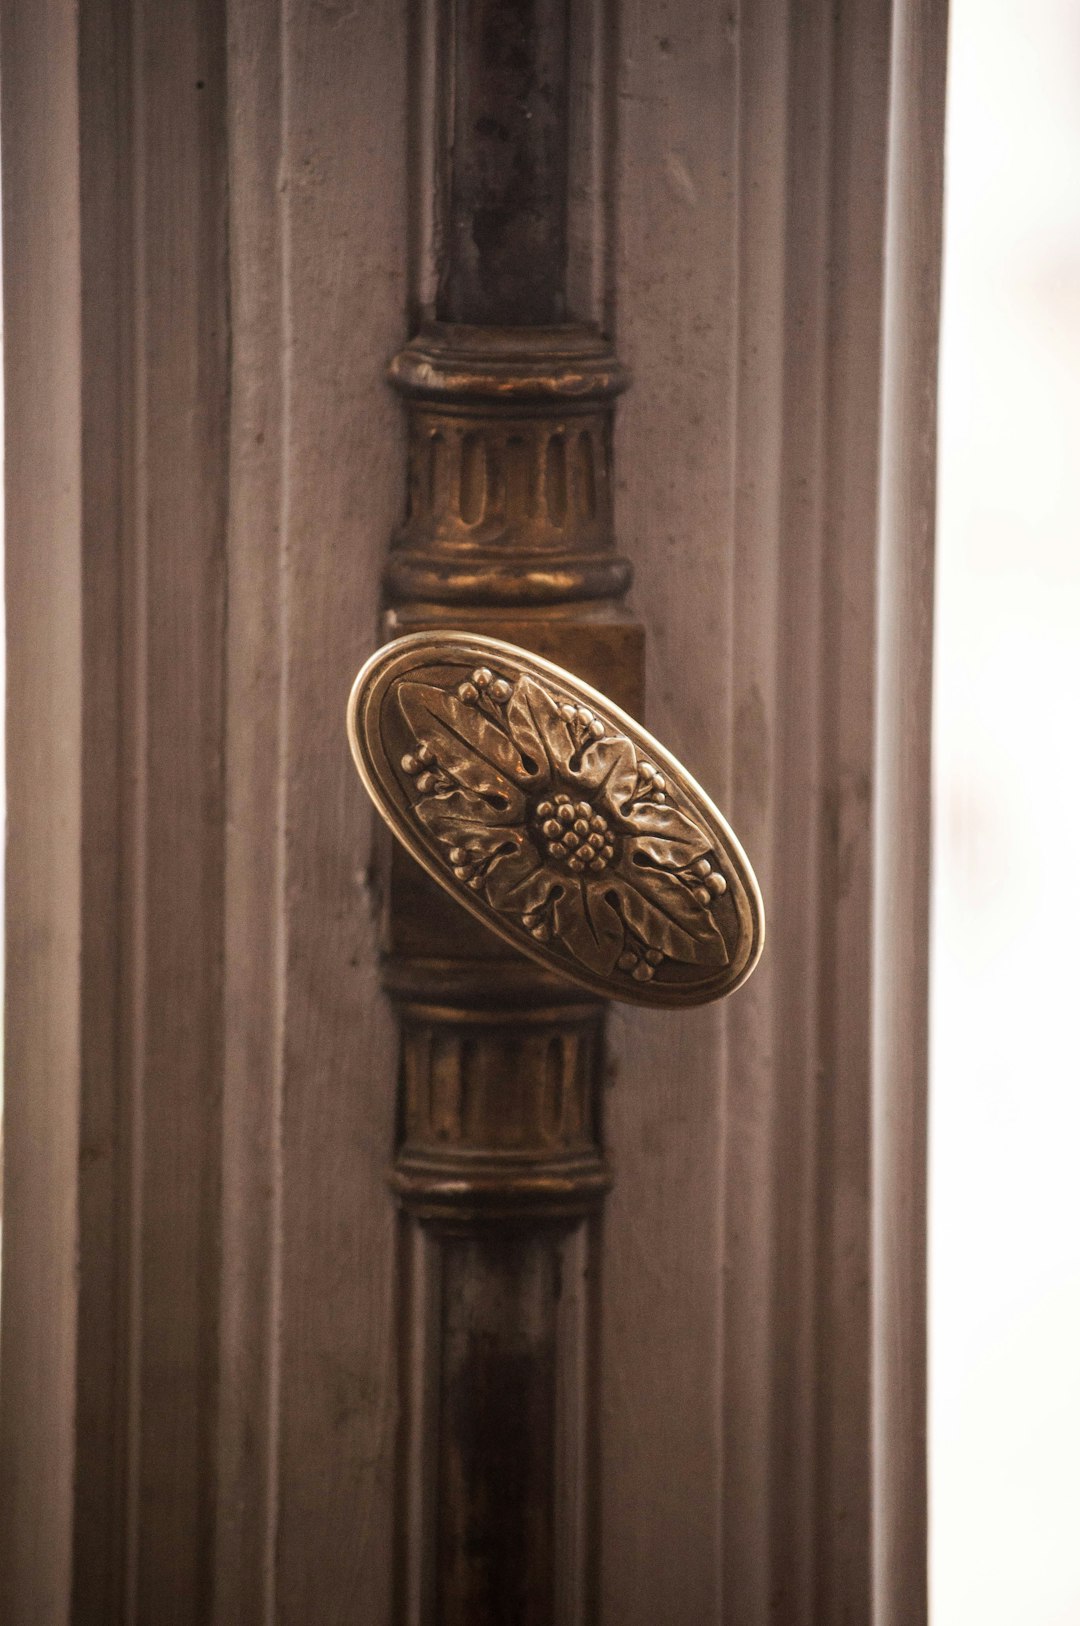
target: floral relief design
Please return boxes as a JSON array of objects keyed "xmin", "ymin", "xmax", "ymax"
[{"xmin": 396, "ymin": 662, "xmax": 730, "ymax": 985}]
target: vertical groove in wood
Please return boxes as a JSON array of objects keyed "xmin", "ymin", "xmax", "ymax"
[
  {"xmin": 754, "ymin": 2, "xmax": 826, "ymax": 1616},
  {"xmin": 0, "ymin": 4, "xmax": 83, "ymax": 1621},
  {"xmin": 73, "ymin": 0, "xmax": 135, "ymax": 1617},
  {"xmin": 775, "ymin": 1, "xmax": 833, "ymax": 1615},
  {"xmin": 125, "ymin": 1, "xmax": 231, "ymax": 1619},
  {"xmin": 813, "ymin": 3, "xmax": 896, "ymax": 1616},
  {"xmin": 873, "ymin": 1, "xmax": 946, "ymax": 1620},
  {"xmin": 217, "ymin": 0, "xmax": 286, "ymax": 1621},
  {"xmin": 270, "ymin": 3, "xmax": 405, "ymax": 1621},
  {"xmin": 124, "ymin": 5, "xmax": 150, "ymax": 1613},
  {"xmin": 724, "ymin": 2, "xmax": 788, "ymax": 1614}
]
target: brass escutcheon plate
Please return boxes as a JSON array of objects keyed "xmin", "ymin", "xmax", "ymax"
[{"xmin": 348, "ymin": 632, "xmax": 764, "ymax": 1007}]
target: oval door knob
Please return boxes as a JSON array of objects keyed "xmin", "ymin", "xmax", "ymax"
[{"xmin": 347, "ymin": 632, "xmax": 764, "ymax": 1007}]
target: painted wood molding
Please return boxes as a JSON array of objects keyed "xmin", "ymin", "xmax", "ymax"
[{"xmin": 0, "ymin": 1, "xmax": 945, "ymax": 1621}]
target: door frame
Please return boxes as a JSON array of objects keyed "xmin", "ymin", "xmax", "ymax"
[{"xmin": 0, "ymin": 1, "xmax": 945, "ymax": 1619}]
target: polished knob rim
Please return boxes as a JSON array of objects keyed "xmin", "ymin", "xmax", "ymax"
[{"xmin": 348, "ymin": 632, "xmax": 764, "ymax": 1007}]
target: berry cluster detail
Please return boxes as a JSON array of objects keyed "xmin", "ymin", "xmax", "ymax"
[
  {"xmin": 535, "ymin": 792, "xmax": 616, "ymax": 874},
  {"xmin": 685, "ymin": 854, "xmax": 727, "ymax": 906},
  {"xmin": 400, "ymin": 739, "xmax": 453, "ymax": 796},
  {"xmin": 634, "ymin": 759, "xmax": 667, "ymax": 803},
  {"xmin": 456, "ymin": 665, "xmax": 513, "ymax": 707}
]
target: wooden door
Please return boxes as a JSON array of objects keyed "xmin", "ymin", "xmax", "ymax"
[{"xmin": 0, "ymin": 1, "xmax": 945, "ymax": 1621}]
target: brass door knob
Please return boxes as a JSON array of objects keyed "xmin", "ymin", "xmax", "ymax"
[{"xmin": 348, "ymin": 632, "xmax": 764, "ymax": 1007}]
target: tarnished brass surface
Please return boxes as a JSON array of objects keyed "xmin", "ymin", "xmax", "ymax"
[
  {"xmin": 349, "ymin": 631, "xmax": 764, "ymax": 1007},
  {"xmin": 376, "ymin": 319, "xmax": 643, "ymax": 1234},
  {"xmin": 390, "ymin": 997, "xmax": 609, "ymax": 1225},
  {"xmin": 385, "ymin": 323, "xmax": 631, "ymax": 608},
  {"xmin": 369, "ymin": 13, "xmax": 687, "ymax": 1617}
]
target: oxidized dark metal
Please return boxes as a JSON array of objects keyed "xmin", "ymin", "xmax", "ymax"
[
  {"xmin": 436, "ymin": 1236, "xmax": 559, "ymax": 1625},
  {"xmin": 366, "ymin": 1, "xmax": 763, "ymax": 1611},
  {"xmin": 390, "ymin": 995, "xmax": 608, "ymax": 1225},
  {"xmin": 349, "ymin": 631, "xmax": 764, "ymax": 1007},
  {"xmin": 438, "ymin": 0, "xmax": 571, "ymax": 326}
]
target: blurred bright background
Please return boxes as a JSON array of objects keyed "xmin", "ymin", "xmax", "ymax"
[{"xmin": 931, "ymin": 0, "xmax": 1080, "ymax": 1620}]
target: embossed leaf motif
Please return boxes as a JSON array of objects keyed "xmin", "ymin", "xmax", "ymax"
[{"xmin": 398, "ymin": 663, "xmax": 730, "ymax": 986}]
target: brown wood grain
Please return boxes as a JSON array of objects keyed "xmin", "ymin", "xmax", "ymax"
[
  {"xmin": 269, "ymin": 3, "xmax": 405, "ymax": 1620},
  {"xmin": 216, "ymin": 0, "xmax": 287, "ymax": 1617},
  {"xmin": 0, "ymin": 4, "xmax": 84, "ymax": 1619},
  {"xmin": 126, "ymin": 3, "xmax": 230, "ymax": 1617}
]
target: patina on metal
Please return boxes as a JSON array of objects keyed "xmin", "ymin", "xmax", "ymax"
[
  {"xmin": 354, "ymin": 1, "xmax": 763, "ymax": 1619},
  {"xmin": 349, "ymin": 631, "xmax": 763, "ymax": 1007},
  {"xmin": 384, "ymin": 321, "xmax": 631, "ymax": 610},
  {"xmin": 374, "ymin": 319, "xmax": 637, "ymax": 1613},
  {"xmin": 437, "ymin": 0, "xmax": 571, "ymax": 325}
]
